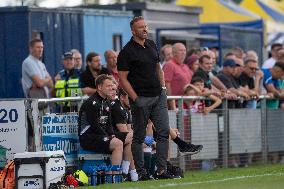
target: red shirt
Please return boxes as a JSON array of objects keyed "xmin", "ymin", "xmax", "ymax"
[{"xmin": 163, "ymin": 59, "xmax": 192, "ymax": 95}]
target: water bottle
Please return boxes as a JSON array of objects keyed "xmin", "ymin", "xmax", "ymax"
[
  {"xmin": 90, "ymin": 167, "xmax": 98, "ymax": 186},
  {"xmin": 111, "ymin": 165, "xmax": 122, "ymax": 183},
  {"xmin": 90, "ymin": 171, "xmax": 97, "ymax": 186},
  {"xmin": 105, "ymin": 166, "xmax": 113, "ymax": 184}
]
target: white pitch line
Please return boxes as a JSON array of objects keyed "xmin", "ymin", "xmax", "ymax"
[{"xmin": 119, "ymin": 172, "xmax": 284, "ymax": 189}]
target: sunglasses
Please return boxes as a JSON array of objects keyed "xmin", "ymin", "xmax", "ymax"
[{"xmin": 248, "ymin": 67, "xmax": 259, "ymax": 71}]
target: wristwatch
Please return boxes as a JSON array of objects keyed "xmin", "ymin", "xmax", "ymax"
[{"xmin": 162, "ymin": 86, "xmax": 167, "ymax": 90}]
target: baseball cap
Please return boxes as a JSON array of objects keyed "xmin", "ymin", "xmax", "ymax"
[
  {"xmin": 62, "ymin": 51, "xmax": 73, "ymax": 60},
  {"xmin": 223, "ymin": 59, "xmax": 236, "ymax": 67}
]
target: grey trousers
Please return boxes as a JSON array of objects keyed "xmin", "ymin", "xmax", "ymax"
[{"xmin": 130, "ymin": 89, "xmax": 170, "ymax": 173}]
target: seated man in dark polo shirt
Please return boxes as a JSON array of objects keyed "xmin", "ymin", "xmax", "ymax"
[{"xmin": 80, "ymin": 51, "xmax": 109, "ymax": 96}]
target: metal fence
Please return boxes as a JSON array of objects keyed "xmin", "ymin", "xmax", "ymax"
[
  {"xmin": 1, "ymin": 96, "xmax": 283, "ymax": 170},
  {"xmin": 167, "ymin": 96, "xmax": 284, "ymax": 171}
]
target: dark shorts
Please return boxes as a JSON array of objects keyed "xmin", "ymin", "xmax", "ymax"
[
  {"xmin": 115, "ymin": 132, "xmax": 128, "ymax": 144},
  {"xmin": 79, "ymin": 133, "xmax": 111, "ymax": 154}
]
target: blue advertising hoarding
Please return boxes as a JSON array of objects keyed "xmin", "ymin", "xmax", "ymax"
[{"xmin": 42, "ymin": 113, "xmax": 78, "ymax": 166}]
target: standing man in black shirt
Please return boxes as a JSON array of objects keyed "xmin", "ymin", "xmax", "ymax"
[{"xmin": 117, "ymin": 16, "xmax": 171, "ymax": 180}]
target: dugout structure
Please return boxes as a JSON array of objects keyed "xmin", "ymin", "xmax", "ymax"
[{"xmin": 156, "ymin": 24, "xmax": 264, "ymax": 67}]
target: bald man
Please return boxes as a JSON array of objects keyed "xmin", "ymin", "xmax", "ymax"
[
  {"xmin": 163, "ymin": 43, "xmax": 191, "ymax": 110},
  {"xmin": 105, "ymin": 50, "xmax": 119, "ymax": 83}
]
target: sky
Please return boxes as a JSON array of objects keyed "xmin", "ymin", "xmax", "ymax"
[{"xmin": 0, "ymin": 0, "xmax": 113, "ymax": 7}]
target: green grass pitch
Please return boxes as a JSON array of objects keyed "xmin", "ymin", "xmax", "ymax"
[{"xmin": 79, "ymin": 164, "xmax": 284, "ymax": 189}]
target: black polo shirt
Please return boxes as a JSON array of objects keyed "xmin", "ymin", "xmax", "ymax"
[
  {"xmin": 216, "ymin": 71, "xmax": 239, "ymax": 89},
  {"xmin": 110, "ymin": 99, "xmax": 132, "ymax": 133},
  {"xmin": 192, "ymin": 68, "xmax": 212, "ymax": 89},
  {"xmin": 239, "ymin": 73, "xmax": 254, "ymax": 89},
  {"xmin": 78, "ymin": 92, "xmax": 114, "ymax": 139},
  {"xmin": 80, "ymin": 66, "xmax": 109, "ymax": 89},
  {"xmin": 117, "ymin": 38, "xmax": 161, "ymax": 97}
]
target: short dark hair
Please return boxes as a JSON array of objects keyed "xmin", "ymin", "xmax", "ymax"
[
  {"xmin": 271, "ymin": 43, "xmax": 283, "ymax": 51},
  {"xmin": 274, "ymin": 61, "xmax": 284, "ymax": 72},
  {"xmin": 118, "ymin": 87, "xmax": 127, "ymax": 98},
  {"xmin": 95, "ymin": 74, "xmax": 113, "ymax": 89},
  {"xmin": 86, "ymin": 51, "xmax": 99, "ymax": 63},
  {"xmin": 130, "ymin": 16, "xmax": 144, "ymax": 29},
  {"xmin": 29, "ymin": 38, "xmax": 42, "ymax": 47},
  {"xmin": 224, "ymin": 52, "xmax": 234, "ymax": 58},
  {"xmin": 199, "ymin": 55, "xmax": 211, "ymax": 64},
  {"xmin": 191, "ymin": 76, "xmax": 204, "ymax": 84}
]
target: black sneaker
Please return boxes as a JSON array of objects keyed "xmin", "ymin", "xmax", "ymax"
[
  {"xmin": 122, "ymin": 173, "xmax": 131, "ymax": 182},
  {"xmin": 138, "ymin": 171, "xmax": 152, "ymax": 181},
  {"xmin": 179, "ymin": 144, "xmax": 203, "ymax": 155},
  {"xmin": 153, "ymin": 170, "xmax": 174, "ymax": 180}
]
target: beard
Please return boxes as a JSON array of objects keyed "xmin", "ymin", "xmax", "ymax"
[{"xmin": 90, "ymin": 65, "xmax": 101, "ymax": 72}]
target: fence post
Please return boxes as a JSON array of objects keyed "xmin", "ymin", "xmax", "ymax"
[
  {"xmin": 222, "ymin": 99, "xmax": 229, "ymax": 168},
  {"xmin": 260, "ymin": 98, "xmax": 268, "ymax": 164},
  {"xmin": 177, "ymin": 98, "xmax": 185, "ymax": 171}
]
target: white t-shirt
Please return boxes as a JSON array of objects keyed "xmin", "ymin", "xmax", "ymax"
[
  {"xmin": 262, "ymin": 57, "xmax": 276, "ymax": 69},
  {"xmin": 21, "ymin": 55, "xmax": 50, "ymax": 97}
]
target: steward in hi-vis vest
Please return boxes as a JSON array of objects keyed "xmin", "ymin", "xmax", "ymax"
[{"xmin": 54, "ymin": 51, "xmax": 82, "ymax": 112}]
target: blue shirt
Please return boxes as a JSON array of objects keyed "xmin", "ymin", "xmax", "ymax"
[
  {"xmin": 262, "ymin": 68, "xmax": 280, "ymax": 90},
  {"xmin": 262, "ymin": 68, "xmax": 280, "ymax": 109}
]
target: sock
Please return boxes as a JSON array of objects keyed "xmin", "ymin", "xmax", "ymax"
[
  {"xmin": 173, "ymin": 136, "xmax": 188, "ymax": 148},
  {"xmin": 121, "ymin": 160, "xmax": 130, "ymax": 174},
  {"xmin": 130, "ymin": 169, "xmax": 138, "ymax": 181}
]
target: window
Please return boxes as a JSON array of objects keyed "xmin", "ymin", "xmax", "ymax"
[{"xmin": 113, "ymin": 34, "xmax": 122, "ymax": 52}]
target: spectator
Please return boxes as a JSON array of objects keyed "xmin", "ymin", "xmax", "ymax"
[
  {"xmin": 78, "ymin": 74, "xmax": 124, "ymax": 173},
  {"xmin": 240, "ymin": 58, "xmax": 263, "ymax": 108},
  {"xmin": 80, "ymin": 52, "xmax": 109, "ymax": 96},
  {"xmin": 71, "ymin": 49, "xmax": 83, "ymax": 70},
  {"xmin": 54, "ymin": 51, "xmax": 81, "ymax": 112},
  {"xmin": 183, "ymin": 76, "xmax": 222, "ymax": 114},
  {"xmin": 231, "ymin": 47, "xmax": 245, "ymax": 60},
  {"xmin": 186, "ymin": 54, "xmax": 199, "ymax": 76},
  {"xmin": 22, "ymin": 38, "xmax": 53, "ymax": 98},
  {"xmin": 160, "ymin": 44, "xmax": 173, "ymax": 68},
  {"xmin": 193, "ymin": 55, "xmax": 225, "ymax": 96},
  {"xmin": 262, "ymin": 62, "xmax": 284, "ymax": 109},
  {"xmin": 245, "ymin": 50, "xmax": 259, "ymax": 62},
  {"xmin": 193, "ymin": 55, "xmax": 213, "ymax": 89},
  {"xmin": 224, "ymin": 52, "xmax": 237, "ymax": 61},
  {"xmin": 21, "ymin": 38, "xmax": 53, "ymax": 151},
  {"xmin": 216, "ymin": 59, "xmax": 248, "ymax": 108},
  {"xmin": 262, "ymin": 43, "xmax": 283, "ymax": 69},
  {"xmin": 104, "ymin": 50, "xmax": 119, "ymax": 83},
  {"xmin": 232, "ymin": 56, "xmax": 245, "ymax": 85},
  {"xmin": 117, "ymin": 16, "xmax": 171, "ymax": 180},
  {"xmin": 163, "ymin": 43, "xmax": 191, "ymax": 110},
  {"xmin": 209, "ymin": 50, "xmax": 220, "ymax": 75}
]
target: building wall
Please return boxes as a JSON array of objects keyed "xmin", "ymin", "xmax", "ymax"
[
  {"xmin": 30, "ymin": 9, "xmax": 84, "ymax": 77},
  {"xmin": 83, "ymin": 11, "xmax": 132, "ymax": 65},
  {"xmin": 0, "ymin": 8, "xmax": 29, "ymax": 98}
]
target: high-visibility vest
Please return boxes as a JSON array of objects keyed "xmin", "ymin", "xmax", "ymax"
[{"xmin": 55, "ymin": 78, "xmax": 82, "ymax": 98}]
